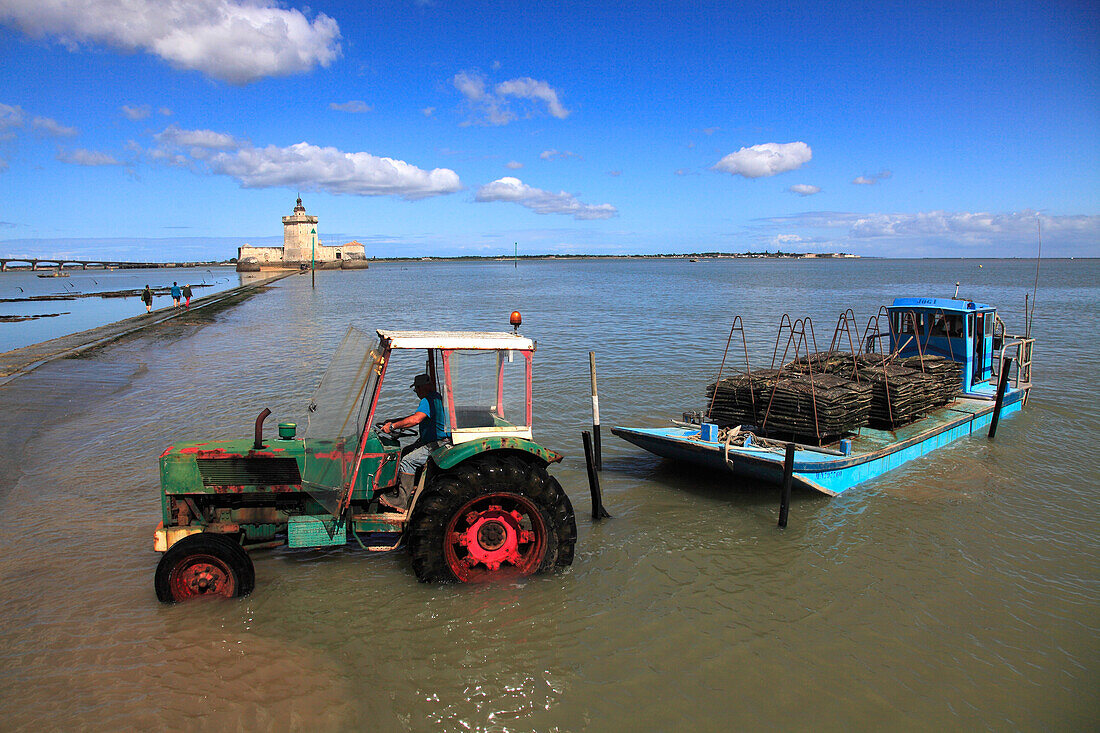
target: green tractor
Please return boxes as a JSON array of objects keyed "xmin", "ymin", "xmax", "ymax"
[{"xmin": 153, "ymin": 318, "xmax": 577, "ymax": 602}]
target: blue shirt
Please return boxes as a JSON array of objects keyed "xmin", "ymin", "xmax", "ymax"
[
  {"xmin": 417, "ymin": 392, "xmax": 450, "ymax": 442},
  {"xmin": 170, "ymin": 285, "xmax": 181, "ymax": 298}
]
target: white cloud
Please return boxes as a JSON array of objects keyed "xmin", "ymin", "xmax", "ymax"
[
  {"xmin": 453, "ymin": 71, "xmax": 486, "ymax": 101},
  {"xmin": 0, "ymin": 103, "xmax": 25, "ymax": 138},
  {"xmin": 159, "ymin": 107, "xmax": 172, "ymax": 116},
  {"xmin": 155, "ymin": 124, "xmax": 242, "ymax": 151},
  {"xmin": 789, "ymin": 184, "xmax": 821, "ymax": 196},
  {"xmin": 0, "ymin": 0, "xmax": 341, "ymax": 84},
  {"xmin": 153, "ymin": 131, "xmax": 462, "ymax": 199},
  {"xmin": 845, "ymin": 210, "xmax": 1048, "ymax": 239},
  {"xmin": 32, "ymin": 116, "xmax": 78, "ymax": 136},
  {"xmin": 453, "ymin": 71, "xmax": 569, "ymax": 125},
  {"xmin": 506, "ymin": 161, "xmax": 523, "ymax": 170},
  {"xmin": 475, "ymin": 177, "xmax": 616, "ymax": 220},
  {"xmin": 421, "ymin": 107, "xmax": 435, "ymax": 117},
  {"xmin": 759, "ymin": 209, "xmax": 1099, "ymax": 254},
  {"xmin": 713, "ymin": 142, "xmax": 812, "ymax": 178},
  {"xmin": 495, "ymin": 77, "xmax": 569, "ymax": 119},
  {"xmin": 540, "ymin": 149, "xmax": 580, "ymax": 161},
  {"xmin": 771, "ymin": 234, "xmax": 810, "ymax": 250},
  {"xmin": 453, "ymin": 71, "xmax": 511, "ymax": 125},
  {"xmin": 57, "ymin": 148, "xmax": 120, "ymax": 166},
  {"xmin": 330, "ymin": 100, "xmax": 371, "ymax": 113},
  {"xmin": 122, "ymin": 104, "xmax": 151, "ymax": 120},
  {"xmin": 852, "ymin": 169, "xmax": 892, "ymax": 185}
]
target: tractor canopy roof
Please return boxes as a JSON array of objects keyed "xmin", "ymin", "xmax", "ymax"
[{"xmin": 377, "ymin": 330, "xmax": 535, "ymax": 351}]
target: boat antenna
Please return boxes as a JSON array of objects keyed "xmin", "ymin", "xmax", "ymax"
[
  {"xmin": 953, "ymin": 281, "xmax": 960, "ymax": 298},
  {"xmin": 1026, "ymin": 217, "xmax": 1041, "ymax": 339}
]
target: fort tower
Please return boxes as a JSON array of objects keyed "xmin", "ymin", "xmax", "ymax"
[{"xmin": 281, "ymin": 197, "xmax": 319, "ymax": 264}]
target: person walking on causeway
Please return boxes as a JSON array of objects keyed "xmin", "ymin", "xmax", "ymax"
[
  {"xmin": 141, "ymin": 285, "xmax": 153, "ymax": 313},
  {"xmin": 183, "ymin": 284, "xmax": 193, "ymax": 308},
  {"xmin": 170, "ymin": 282, "xmax": 181, "ymax": 307}
]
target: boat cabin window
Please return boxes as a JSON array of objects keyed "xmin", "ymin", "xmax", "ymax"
[
  {"xmin": 892, "ymin": 312, "xmax": 925, "ymax": 337},
  {"xmin": 924, "ymin": 313, "xmax": 966, "ymax": 339}
]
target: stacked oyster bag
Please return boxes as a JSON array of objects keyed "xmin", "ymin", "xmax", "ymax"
[
  {"xmin": 705, "ymin": 369, "xmax": 781, "ymax": 427},
  {"xmin": 898, "ymin": 354, "xmax": 962, "ymax": 405},
  {"xmin": 707, "ymin": 359, "xmax": 872, "ymax": 444},
  {"xmin": 786, "ymin": 350, "xmax": 860, "ymax": 376},
  {"xmin": 834, "ymin": 355, "xmax": 940, "ymax": 428},
  {"xmin": 754, "ymin": 371, "xmax": 872, "ymax": 443}
]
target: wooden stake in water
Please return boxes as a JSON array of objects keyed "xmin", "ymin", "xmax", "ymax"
[
  {"xmin": 590, "ymin": 351, "xmax": 602, "ymax": 470},
  {"xmin": 582, "ymin": 430, "xmax": 610, "ymax": 520},
  {"xmin": 778, "ymin": 443, "xmax": 795, "ymax": 528},
  {"xmin": 988, "ymin": 357, "xmax": 1013, "ymax": 439},
  {"xmin": 514, "ymin": 242, "xmax": 518, "ymax": 269}
]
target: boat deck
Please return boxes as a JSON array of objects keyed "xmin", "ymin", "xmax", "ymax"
[{"xmin": 612, "ymin": 385, "xmax": 1029, "ymax": 495}]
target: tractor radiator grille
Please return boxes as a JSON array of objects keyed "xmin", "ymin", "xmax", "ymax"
[{"xmin": 196, "ymin": 457, "xmax": 302, "ymax": 487}]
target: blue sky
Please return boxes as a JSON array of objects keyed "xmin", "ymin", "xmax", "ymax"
[{"xmin": 0, "ymin": 0, "xmax": 1096, "ymax": 259}]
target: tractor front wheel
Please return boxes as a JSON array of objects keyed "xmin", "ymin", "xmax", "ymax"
[
  {"xmin": 154, "ymin": 533, "xmax": 255, "ymax": 603},
  {"xmin": 408, "ymin": 456, "xmax": 576, "ymax": 582}
]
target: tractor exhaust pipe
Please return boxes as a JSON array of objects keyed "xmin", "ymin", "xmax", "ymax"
[{"xmin": 254, "ymin": 408, "xmax": 272, "ymax": 449}]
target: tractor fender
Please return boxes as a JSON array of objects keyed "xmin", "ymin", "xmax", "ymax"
[{"xmin": 430, "ymin": 436, "xmax": 564, "ymax": 471}]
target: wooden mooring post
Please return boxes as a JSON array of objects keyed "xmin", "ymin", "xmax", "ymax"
[
  {"xmin": 582, "ymin": 431, "xmax": 610, "ymax": 520},
  {"xmin": 589, "ymin": 352, "xmax": 602, "ymax": 470},
  {"xmin": 988, "ymin": 357, "xmax": 1013, "ymax": 439},
  {"xmin": 778, "ymin": 442, "xmax": 795, "ymax": 529}
]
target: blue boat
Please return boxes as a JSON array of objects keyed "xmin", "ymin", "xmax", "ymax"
[{"xmin": 612, "ymin": 296, "xmax": 1035, "ymax": 496}]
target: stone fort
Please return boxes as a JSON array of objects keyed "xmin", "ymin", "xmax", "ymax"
[{"xmin": 237, "ymin": 198, "xmax": 367, "ymax": 271}]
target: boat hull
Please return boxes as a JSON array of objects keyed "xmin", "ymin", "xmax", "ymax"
[{"xmin": 612, "ymin": 388, "xmax": 1027, "ymax": 496}]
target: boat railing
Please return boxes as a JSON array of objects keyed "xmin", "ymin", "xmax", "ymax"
[
  {"xmin": 993, "ymin": 336, "xmax": 1034, "ymax": 388},
  {"xmin": 829, "ymin": 309, "xmax": 862, "ymax": 354},
  {"xmin": 861, "ymin": 306, "xmax": 898, "ymax": 357},
  {"xmin": 770, "ymin": 314, "xmax": 819, "ymax": 369},
  {"xmin": 707, "ymin": 316, "xmax": 754, "ymax": 423},
  {"xmin": 763, "ymin": 316, "xmax": 822, "ymax": 441}
]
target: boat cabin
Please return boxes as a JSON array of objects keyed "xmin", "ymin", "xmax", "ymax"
[{"xmin": 885, "ymin": 297, "xmax": 999, "ymax": 395}]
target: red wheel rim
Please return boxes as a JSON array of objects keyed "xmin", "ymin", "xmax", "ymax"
[
  {"xmin": 168, "ymin": 553, "xmax": 237, "ymax": 600},
  {"xmin": 444, "ymin": 493, "xmax": 547, "ymax": 582}
]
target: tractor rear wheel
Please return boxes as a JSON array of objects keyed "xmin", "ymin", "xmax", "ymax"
[
  {"xmin": 154, "ymin": 532, "xmax": 255, "ymax": 603},
  {"xmin": 408, "ymin": 455, "xmax": 576, "ymax": 583}
]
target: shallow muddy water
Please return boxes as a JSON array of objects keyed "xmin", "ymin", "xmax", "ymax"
[{"xmin": 0, "ymin": 258, "xmax": 1095, "ymax": 730}]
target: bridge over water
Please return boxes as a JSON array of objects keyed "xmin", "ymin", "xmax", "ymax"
[{"xmin": 1, "ymin": 258, "xmax": 219, "ymax": 272}]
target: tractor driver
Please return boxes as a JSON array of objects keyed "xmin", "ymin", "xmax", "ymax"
[{"xmin": 378, "ymin": 373, "xmax": 450, "ymax": 511}]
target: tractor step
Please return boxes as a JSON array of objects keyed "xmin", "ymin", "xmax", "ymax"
[{"xmin": 351, "ymin": 512, "xmax": 407, "ymax": 533}]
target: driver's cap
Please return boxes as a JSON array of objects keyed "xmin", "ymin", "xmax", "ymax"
[{"xmin": 411, "ymin": 373, "xmax": 432, "ymax": 388}]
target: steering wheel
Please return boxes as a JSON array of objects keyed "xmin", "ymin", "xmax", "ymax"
[{"xmin": 376, "ymin": 421, "xmax": 417, "ymax": 439}]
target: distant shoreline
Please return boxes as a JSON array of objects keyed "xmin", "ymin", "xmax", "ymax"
[
  {"xmin": 1, "ymin": 254, "xmax": 1089, "ymax": 270},
  {"xmin": 374, "ymin": 252, "xmax": 861, "ymax": 262}
]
